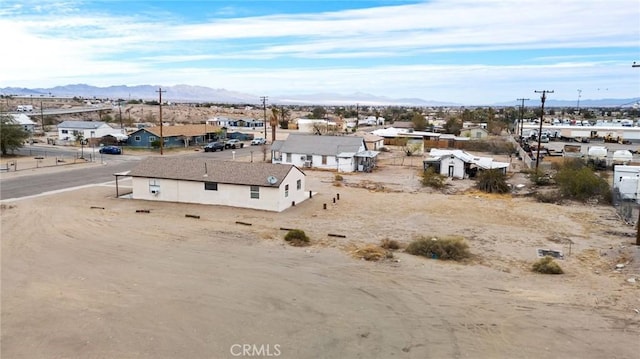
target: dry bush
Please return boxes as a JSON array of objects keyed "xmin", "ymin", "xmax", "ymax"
[
  {"xmin": 334, "ymin": 174, "xmax": 344, "ymax": 181},
  {"xmin": 405, "ymin": 236, "xmax": 470, "ymax": 261},
  {"xmin": 284, "ymin": 229, "xmax": 310, "ymax": 247},
  {"xmin": 353, "ymin": 244, "xmax": 393, "ymax": 261},
  {"xmin": 380, "ymin": 238, "xmax": 401, "ymax": 250},
  {"xmin": 532, "ymin": 256, "xmax": 564, "ymax": 274}
]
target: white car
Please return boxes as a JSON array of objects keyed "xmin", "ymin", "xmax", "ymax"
[{"xmin": 251, "ymin": 137, "xmax": 267, "ymax": 145}]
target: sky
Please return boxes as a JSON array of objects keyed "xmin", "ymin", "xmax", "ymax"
[{"xmin": 1, "ymin": 0, "xmax": 639, "ymax": 104}]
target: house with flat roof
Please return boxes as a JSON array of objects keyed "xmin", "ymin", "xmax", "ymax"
[{"xmin": 127, "ymin": 157, "xmax": 307, "ymax": 212}]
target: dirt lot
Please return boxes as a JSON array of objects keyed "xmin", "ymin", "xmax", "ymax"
[{"xmin": 2, "ymin": 161, "xmax": 639, "ymax": 358}]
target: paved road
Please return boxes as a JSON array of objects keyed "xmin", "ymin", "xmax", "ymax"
[
  {"xmin": 0, "ymin": 144, "xmax": 261, "ymax": 200},
  {"xmin": 0, "ymin": 161, "xmax": 138, "ymax": 200}
]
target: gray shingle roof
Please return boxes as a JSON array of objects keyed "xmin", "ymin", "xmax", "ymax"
[
  {"xmin": 276, "ymin": 134, "xmax": 365, "ymax": 156},
  {"xmin": 128, "ymin": 157, "xmax": 302, "ymax": 187},
  {"xmin": 58, "ymin": 121, "xmax": 108, "ymax": 129}
]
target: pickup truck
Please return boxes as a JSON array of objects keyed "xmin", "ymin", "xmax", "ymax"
[{"xmin": 224, "ymin": 139, "xmax": 244, "ymax": 149}]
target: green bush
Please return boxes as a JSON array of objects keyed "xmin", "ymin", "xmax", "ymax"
[
  {"xmin": 284, "ymin": 229, "xmax": 310, "ymax": 246},
  {"xmin": 380, "ymin": 238, "xmax": 401, "ymax": 250},
  {"xmin": 527, "ymin": 168, "xmax": 552, "ymax": 186},
  {"xmin": 532, "ymin": 256, "xmax": 563, "ymax": 274},
  {"xmin": 405, "ymin": 236, "xmax": 470, "ymax": 261},
  {"xmin": 554, "ymin": 163, "xmax": 610, "ymax": 202},
  {"xmin": 476, "ymin": 169, "xmax": 509, "ymax": 194},
  {"xmin": 421, "ymin": 167, "xmax": 447, "ymax": 189}
]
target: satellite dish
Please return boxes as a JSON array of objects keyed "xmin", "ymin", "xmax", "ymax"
[{"xmin": 267, "ymin": 175, "xmax": 278, "ymax": 185}]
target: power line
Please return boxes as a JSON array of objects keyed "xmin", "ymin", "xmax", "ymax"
[{"xmin": 533, "ymin": 90, "xmax": 554, "ymax": 171}]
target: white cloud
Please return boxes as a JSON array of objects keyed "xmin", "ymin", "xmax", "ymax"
[{"xmin": 1, "ymin": 0, "xmax": 638, "ymax": 103}]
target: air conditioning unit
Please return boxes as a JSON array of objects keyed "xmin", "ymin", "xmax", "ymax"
[{"xmin": 303, "ymin": 161, "xmax": 312, "ymax": 168}]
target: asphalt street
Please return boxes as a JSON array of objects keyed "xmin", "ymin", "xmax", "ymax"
[{"xmin": 0, "ymin": 144, "xmax": 261, "ymax": 200}]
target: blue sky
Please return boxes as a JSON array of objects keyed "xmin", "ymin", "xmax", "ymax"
[{"xmin": 1, "ymin": 0, "xmax": 639, "ymax": 104}]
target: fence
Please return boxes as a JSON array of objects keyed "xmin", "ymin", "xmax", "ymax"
[
  {"xmin": 380, "ymin": 154, "xmax": 423, "ymax": 168},
  {"xmin": 612, "ymin": 187, "xmax": 639, "ymax": 225},
  {"xmin": 1, "ymin": 152, "xmax": 93, "ymax": 172}
]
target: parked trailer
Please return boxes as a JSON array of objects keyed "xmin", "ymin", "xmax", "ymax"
[{"xmin": 613, "ymin": 165, "xmax": 640, "ymax": 202}]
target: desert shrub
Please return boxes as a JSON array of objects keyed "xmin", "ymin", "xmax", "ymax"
[
  {"xmin": 421, "ymin": 167, "xmax": 447, "ymax": 189},
  {"xmin": 527, "ymin": 168, "xmax": 552, "ymax": 186},
  {"xmin": 284, "ymin": 229, "xmax": 310, "ymax": 246},
  {"xmin": 554, "ymin": 164, "xmax": 610, "ymax": 202},
  {"xmin": 476, "ymin": 169, "xmax": 509, "ymax": 194},
  {"xmin": 378, "ymin": 146, "xmax": 389, "ymax": 152},
  {"xmin": 405, "ymin": 236, "xmax": 470, "ymax": 261},
  {"xmin": 353, "ymin": 244, "xmax": 393, "ymax": 261},
  {"xmin": 532, "ymin": 256, "xmax": 563, "ymax": 274},
  {"xmin": 380, "ymin": 238, "xmax": 401, "ymax": 250},
  {"xmin": 463, "ymin": 140, "xmax": 515, "ymax": 155},
  {"xmin": 334, "ymin": 174, "xmax": 343, "ymax": 181}
]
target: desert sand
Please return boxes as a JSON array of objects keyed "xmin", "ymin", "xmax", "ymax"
[{"xmin": 1, "ymin": 161, "xmax": 639, "ymax": 358}]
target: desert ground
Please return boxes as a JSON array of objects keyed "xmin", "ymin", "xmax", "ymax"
[{"xmin": 1, "ymin": 156, "xmax": 640, "ymax": 358}]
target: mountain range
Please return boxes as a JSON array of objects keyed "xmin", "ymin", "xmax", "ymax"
[{"xmin": 1, "ymin": 84, "xmax": 637, "ymax": 108}]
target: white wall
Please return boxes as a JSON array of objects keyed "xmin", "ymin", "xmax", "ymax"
[
  {"xmin": 439, "ymin": 156, "xmax": 465, "ymax": 179},
  {"xmin": 279, "ymin": 152, "xmax": 358, "ymax": 172},
  {"xmin": 58, "ymin": 125, "xmax": 116, "ymax": 141},
  {"xmin": 132, "ymin": 169, "xmax": 307, "ymax": 212}
]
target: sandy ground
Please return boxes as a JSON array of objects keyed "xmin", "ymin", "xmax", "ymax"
[{"xmin": 2, "ymin": 160, "xmax": 640, "ymax": 358}]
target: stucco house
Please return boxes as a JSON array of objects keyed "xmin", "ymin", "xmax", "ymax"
[
  {"xmin": 271, "ymin": 134, "xmax": 378, "ymax": 172},
  {"xmin": 127, "ymin": 157, "xmax": 307, "ymax": 212},
  {"xmin": 423, "ymin": 149, "xmax": 509, "ymax": 179},
  {"xmin": 459, "ymin": 126, "xmax": 490, "ymax": 139},
  {"xmin": 57, "ymin": 121, "xmax": 120, "ymax": 141},
  {"xmin": 127, "ymin": 124, "xmax": 222, "ymax": 148},
  {"xmin": 10, "ymin": 114, "xmax": 36, "ymax": 132}
]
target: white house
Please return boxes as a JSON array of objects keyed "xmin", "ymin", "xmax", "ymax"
[
  {"xmin": 424, "ymin": 149, "xmax": 509, "ymax": 179},
  {"xmin": 10, "ymin": 114, "xmax": 36, "ymax": 132},
  {"xmin": 271, "ymin": 134, "xmax": 378, "ymax": 172},
  {"xmin": 57, "ymin": 121, "xmax": 120, "ymax": 141},
  {"xmin": 127, "ymin": 157, "xmax": 308, "ymax": 212}
]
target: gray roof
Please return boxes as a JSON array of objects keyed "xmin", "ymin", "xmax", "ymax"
[
  {"xmin": 128, "ymin": 157, "xmax": 302, "ymax": 187},
  {"xmin": 58, "ymin": 120, "xmax": 108, "ymax": 129},
  {"xmin": 275, "ymin": 134, "xmax": 365, "ymax": 156}
]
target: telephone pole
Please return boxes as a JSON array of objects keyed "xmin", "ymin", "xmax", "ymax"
[
  {"xmin": 260, "ymin": 96, "xmax": 268, "ymax": 139},
  {"xmin": 632, "ymin": 62, "xmax": 640, "ymax": 245},
  {"xmin": 534, "ymin": 90, "xmax": 554, "ymax": 170},
  {"xmin": 517, "ymin": 98, "xmax": 530, "ymax": 138},
  {"xmin": 156, "ymin": 87, "xmax": 166, "ymax": 155}
]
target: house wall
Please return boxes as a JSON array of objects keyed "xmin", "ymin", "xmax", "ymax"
[
  {"xmin": 461, "ymin": 128, "xmax": 488, "ymax": 139},
  {"xmin": 277, "ymin": 152, "xmax": 358, "ymax": 172},
  {"xmin": 365, "ymin": 139, "xmax": 385, "ymax": 150},
  {"xmin": 58, "ymin": 125, "xmax": 114, "ymax": 141},
  {"xmin": 131, "ymin": 170, "xmax": 307, "ymax": 212},
  {"xmin": 439, "ymin": 155, "xmax": 466, "ymax": 179}
]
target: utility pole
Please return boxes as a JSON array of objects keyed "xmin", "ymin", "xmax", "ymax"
[
  {"xmin": 118, "ymin": 102, "xmax": 123, "ymax": 129},
  {"xmin": 632, "ymin": 62, "xmax": 640, "ymax": 245},
  {"xmin": 576, "ymin": 89, "xmax": 582, "ymax": 115},
  {"xmin": 517, "ymin": 98, "xmax": 530, "ymax": 138},
  {"xmin": 534, "ymin": 90, "xmax": 554, "ymax": 171},
  {"xmin": 156, "ymin": 87, "xmax": 166, "ymax": 155},
  {"xmin": 260, "ymin": 96, "xmax": 268, "ymax": 139},
  {"xmin": 40, "ymin": 100, "xmax": 45, "ymax": 133}
]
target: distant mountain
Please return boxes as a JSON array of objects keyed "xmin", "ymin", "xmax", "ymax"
[
  {"xmin": 0, "ymin": 84, "xmax": 458, "ymax": 106},
  {"xmin": 0, "ymin": 84, "xmax": 635, "ymax": 107}
]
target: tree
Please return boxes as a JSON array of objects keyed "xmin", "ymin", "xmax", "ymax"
[
  {"xmin": 0, "ymin": 114, "xmax": 30, "ymax": 155},
  {"xmin": 310, "ymin": 106, "xmax": 327, "ymax": 119},
  {"xmin": 443, "ymin": 118, "xmax": 462, "ymax": 135},
  {"xmin": 411, "ymin": 112, "xmax": 428, "ymax": 131}
]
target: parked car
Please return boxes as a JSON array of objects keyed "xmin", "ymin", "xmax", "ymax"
[
  {"xmin": 224, "ymin": 139, "xmax": 244, "ymax": 149},
  {"xmin": 204, "ymin": 142, "xmax": 225, "ymax": 152},
  {"xmin": 251, "ymin": 137, "xmax": 267, "ymax": 145},
  {"xmin": 98, "ymin": 145, "xmax": 122, "ymax": 155}
]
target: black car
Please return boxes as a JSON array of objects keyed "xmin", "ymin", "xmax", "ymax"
[
  {"xmin": 204, "ymin": 142, "xmax": 225, "ymax": 152},
  {"xmin": 98, "ymin": 146, "xmax": 122, "ymax": 155}
]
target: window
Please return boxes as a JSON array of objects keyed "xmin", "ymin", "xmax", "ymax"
[
  {"xmin": 149, "ymin": 136, "xmax": 156, "ymax": 142},
  {"xmin": 285, "ymin": 184, "xmax": 289, "ymax": 197},
  {"xmin": 250, "ymin": 186, "xmax": 259, "ymax": 199},
  {"xmin": 322, "ymin": 155, "xmax": 327, "ymax": 165},
  {"xmin": 297, "ymin": 179, "xmax": 301, "ymax": 190},
  {"xmin": 285, "ymin": 153, "xmax": 291, "ymax": 163},
  {"xmin": 204, "ymin": 182, "xmax": 218, "ymax": 191},
  {"xmin": 61, "ymin": 129, "xmax": 68, "ymax": 134},
  {"xmin": 149, "ymin": 179, "xmax": 160, "ymax": 194},
  {"xmin": 134, "ymin": 136, "xmax": 141, "ymax": 141}
]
